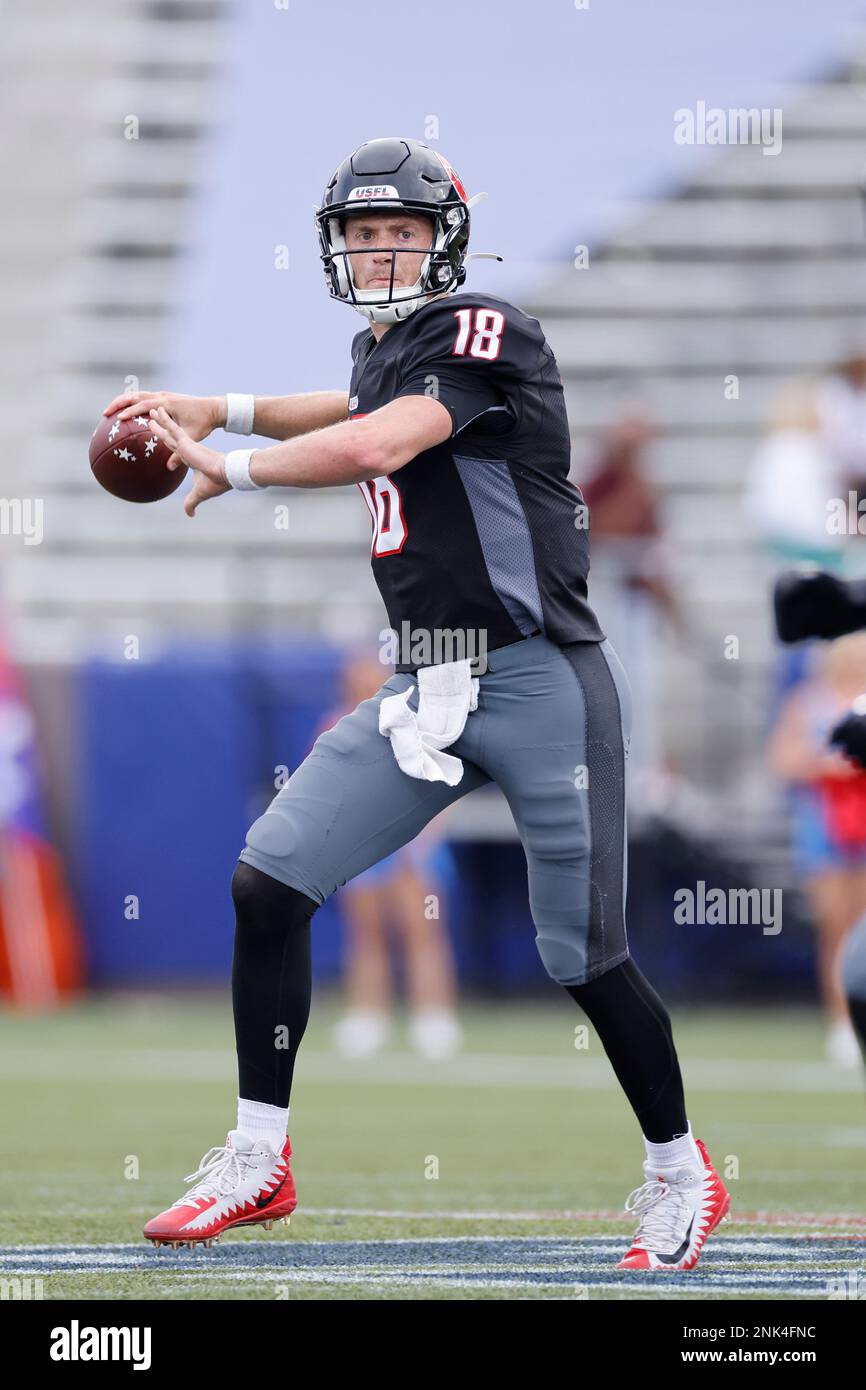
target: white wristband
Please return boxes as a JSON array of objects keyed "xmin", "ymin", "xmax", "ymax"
[
  {"xmin": 225, "ymin": 449, "xmax": 262, "ymax": 491},
  {"xmin": 224, "ymin": 392, "xmax": 255, "ymax": 435}
]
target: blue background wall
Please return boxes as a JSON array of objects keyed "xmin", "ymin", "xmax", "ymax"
[{"xmin": 73, "ymin": 644, "xmax": 816, "ymax": 999}]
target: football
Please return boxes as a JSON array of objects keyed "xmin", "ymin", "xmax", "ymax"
[{"xmin": 89, "ymin": 409, "xmax": 187, "ymax": 503}]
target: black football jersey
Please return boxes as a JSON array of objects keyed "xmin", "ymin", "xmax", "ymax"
[{"xmin": 348, "ymin": 291, "xmax": 604, "ymax": 669}]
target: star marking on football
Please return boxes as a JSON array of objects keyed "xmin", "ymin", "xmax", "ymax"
[
  {"xmin": 144, "ymin": 436, "xmax": 158, "ymax": 456},
  {"xmin": 114, "ymin": 447, "xmax": 135, "ymax": 462},
  {"xmin": 134, "ymin": 415, "xmax": 150, "ymax": 427},
  {"xmin": 108, "ymin": 422, "xmax": 120, "ymax": 442}
]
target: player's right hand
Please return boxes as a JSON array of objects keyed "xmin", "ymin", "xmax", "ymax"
[
  {"xmin": 103, "ymin": 391, "xmax": 225, "ymax": 472},
  {"xmin": 148, "ymin": 404, "xmax": 231, "ymax": 518}
]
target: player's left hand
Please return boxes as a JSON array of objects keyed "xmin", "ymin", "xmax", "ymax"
[{"xmin": 149, "ymin": 405, "xmax": 231, "ymax": 517}]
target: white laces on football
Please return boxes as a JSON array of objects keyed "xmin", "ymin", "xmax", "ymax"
[
  {"xmin": 624, "ymin": 1177, "xmax": 692, "ymax": 1247},
  {"xmin": 172, "ymin": 1145, "xmax": 256, "ymax": 1208}
]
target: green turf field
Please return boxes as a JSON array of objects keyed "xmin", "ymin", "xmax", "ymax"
[{"xmin": 1, "ymin": 996, "xmax": 864, "ymax": 1300}]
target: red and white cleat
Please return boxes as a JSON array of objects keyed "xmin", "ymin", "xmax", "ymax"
[
  {"xmin": 143, "ymin": 1129, "xmax": 297, "ymax": 1248},
  {"xmin": 616, "ymin": 1138, "xmax": 730, "ymax": 1272}
]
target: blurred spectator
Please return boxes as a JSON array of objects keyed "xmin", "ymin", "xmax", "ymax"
[
  {"xmin": 579, "ymin": 411, "xmax": 674, "ymax": 786},
  {"xmin": 745, "ymin": 379, "xmax": 843, "ymax": 570},
  {"xmin": 818, "ymin": 348, "xmax": 866, "ymax": 518},
  {"xmin": 746, "ymin": 380, "xmax": 845, "ymax": 715},
  {"xmin": 321, "ymin": 653, "xmax": 462, "ymax": 1061},
  {"xmin": 768, "ymin": 633, "xmax": 866, "ymax": 1066}
]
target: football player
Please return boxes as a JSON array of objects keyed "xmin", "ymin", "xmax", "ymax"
[{"xmin": 108, "ymin": 138, "xmax": 730, "ymax": 1269}]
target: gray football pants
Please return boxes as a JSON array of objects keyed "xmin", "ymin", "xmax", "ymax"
[{"xmin": 239, "ymin": 634, "xmax": 632, "ymax": 986}]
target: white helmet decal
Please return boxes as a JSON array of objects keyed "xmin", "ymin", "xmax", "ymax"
[{"xmin": 346, "ymin": 185, "xmax": 400, "ymax": 200}]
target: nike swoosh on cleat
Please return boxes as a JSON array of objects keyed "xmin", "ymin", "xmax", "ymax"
[
  {"xmin": 656, "ymin": 1216, "xmax": 694, "ymax": 1264},
  {"xmin": 255, "ymin": 1172, "xmax": 290, "ymax": 1210}
]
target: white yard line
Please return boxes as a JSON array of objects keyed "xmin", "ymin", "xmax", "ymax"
[
  {"xmin": 298, "ymin": 1207, "xmax": 866, "ymax": 1228},
  {"xmin": 0, "ymin": 1049, "xmax": 862, "ymax": 1093},
  {"xmin": 0, "ymin": 1262, "xmax": 847, "ymax": 1297},
  {"xmin": 1, "ymin": 1235, "xmax": 862, "ymax": 1254}
]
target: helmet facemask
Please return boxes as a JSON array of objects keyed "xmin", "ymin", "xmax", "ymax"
[{"xmin": 317, "ymin": 201, "xmax": 469, "ymax": 324}]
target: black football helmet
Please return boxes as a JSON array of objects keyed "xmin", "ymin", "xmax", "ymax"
[{"xmin": 315, "ymin": 137, "xmax": 474, "ymax": 324}]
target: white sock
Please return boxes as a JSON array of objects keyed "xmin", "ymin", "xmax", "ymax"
[
  {"xmin": 236, "ymin": 1097, "xmax": 289, "ymax": 1151},
  {"xmin": 644, "ymin": 1123, "xmax": 702, "ymax": 1174}
]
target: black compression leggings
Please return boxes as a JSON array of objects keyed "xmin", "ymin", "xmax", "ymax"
[
  {"xmin": 566, "ymin": 958, "xmax": 689, "ymax": 1143},
  {"xmin": 848, "ymin": 994, "xmax": 866, "ymax": 1064},
  {"xmin": 231, "ymin": 862, "xmax": 317, "ymax": 1107},
  {"xmin": 232, "ymin": 860, "xmax": 689, "ymax": 1139}
]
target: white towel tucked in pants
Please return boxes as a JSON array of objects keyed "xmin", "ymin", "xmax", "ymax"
[{"xmin": 378, "ymin": 659, "xmax": 479, "ymax": 785}]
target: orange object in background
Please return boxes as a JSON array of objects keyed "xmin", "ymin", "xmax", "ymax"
[{"xmin": 0, "ymin": 634, "xmax": 83, "ymax": 1007}]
